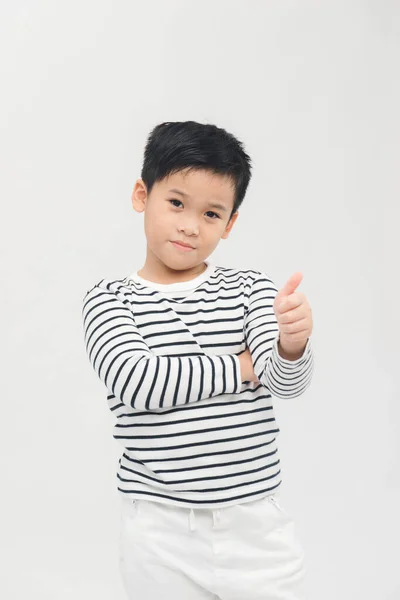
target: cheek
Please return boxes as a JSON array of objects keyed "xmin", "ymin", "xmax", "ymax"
[{"xmin": 144, "ymin": 210, "xmax": 168, "ymax": 235}]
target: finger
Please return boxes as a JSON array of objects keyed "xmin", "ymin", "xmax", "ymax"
[
  {"xmin": 279, "ymin": 317, "xmax": 310, "ymax": 333},
  {"xmin": 278, "ymin": 293, "xmax": 305, "ymax": 314},
  {"xmin": 279, "ymin": 272, "xmax": 303, "ymax": 297},
  {"xmin": 280, "ymin": 330, "xmax": 310, "ymax": 344},
  {"xmin": 278, "ymin": 306, "xmax": 307, "ymax": 324}
]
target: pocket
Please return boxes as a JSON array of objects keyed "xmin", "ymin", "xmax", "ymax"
[
  {"xmin": 118, "ymin": 499, "xmax": 142, "ymax": 561},
  {"xmin": 120, "ymin": 498, "xmax": 139, "ymax": 522},
  {"xmin": 267, "ymin": 495, "xmax": 291, "ymax": 520}
]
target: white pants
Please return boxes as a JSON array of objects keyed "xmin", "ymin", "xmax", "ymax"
[{"xmin": 118, "ymin": 492, "xmax": 307, "ymax": 600}]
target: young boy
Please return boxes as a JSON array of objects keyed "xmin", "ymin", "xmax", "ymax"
[{"xmin": 82, "ymin": 120, "xmax": 314, "ymax": 600}]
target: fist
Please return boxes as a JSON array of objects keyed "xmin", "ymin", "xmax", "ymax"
[{"xmin": 273, "ymin": 272, "xmax": 313, "ymax": 355}]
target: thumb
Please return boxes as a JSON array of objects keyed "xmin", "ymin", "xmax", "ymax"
[{"xmin": 275, "ymin": 272, "xmax": 303, "ymax": 308}]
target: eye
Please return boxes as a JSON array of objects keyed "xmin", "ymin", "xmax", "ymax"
[
  {"xmin": 169, "ymin": 199, "xmax": 182, "ymax": 208},
  {"xmin": 168, "ymin": 199, "xmax": 220, "ymax": 219}
]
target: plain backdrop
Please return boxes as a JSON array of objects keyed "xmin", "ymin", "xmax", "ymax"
[{"xmin": 1, "ymin": 1, "xmax": 399, "ymax": 598}]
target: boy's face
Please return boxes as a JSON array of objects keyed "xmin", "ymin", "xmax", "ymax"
[{"xmin": 132, "ymin": 168, "xmax": 239, "ymax": 282}]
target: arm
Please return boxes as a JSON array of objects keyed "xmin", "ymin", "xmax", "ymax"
[
  {"xmin": 244, "ymin": 273, "xmax": 314, "ymax": 399},
  {"xmin": 82, "ymin": 282, "xmax": 242, "ymax": 411},
  {"xmin": 277, "ymin": 338, "xmax": 308, "ymax": 361}
]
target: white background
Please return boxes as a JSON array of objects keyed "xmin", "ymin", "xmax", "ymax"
[{"xmin": 1, "ymin": 1, "xmax": 399, "ymax": 598}]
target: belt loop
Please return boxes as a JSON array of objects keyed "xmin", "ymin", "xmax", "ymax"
[
  {"xmin": 212, "ymin": 508, "xmax": 221, "ymax": 529},
  {"xmin": 189, "ymin": 508, "xmax": 196, "ymax": 532}
]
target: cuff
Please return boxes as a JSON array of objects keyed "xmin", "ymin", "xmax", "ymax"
[{"xmin": 273, "ymin": 336, "xmax": 312, "ymax": 366}]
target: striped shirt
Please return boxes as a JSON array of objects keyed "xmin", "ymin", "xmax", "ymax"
[{"xmin": 81, "ymin": 259, "xmax": 314, "ymax": 509}]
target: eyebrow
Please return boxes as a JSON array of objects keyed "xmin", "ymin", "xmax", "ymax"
[{"xmin": 168, "ymin": 188, "xmax": 229, "ymax": 213}]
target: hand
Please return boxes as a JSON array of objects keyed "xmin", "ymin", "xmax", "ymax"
[
  {"xmin": 238, "ymin": 348, "xmax": 260, "ymax": 383},
  {"xmin": 273, "ymin": 272, "xmax": 313, "ymax": 356}
]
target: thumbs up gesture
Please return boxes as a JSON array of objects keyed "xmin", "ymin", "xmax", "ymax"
[{"xmin": 273, "ymin": 272, "xmax": 313, "ymax": 359}]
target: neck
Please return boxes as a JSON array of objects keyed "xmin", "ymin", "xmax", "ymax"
[{"xmin": 138, "ymin": 257, "xmax": 208, "ymax": 284}]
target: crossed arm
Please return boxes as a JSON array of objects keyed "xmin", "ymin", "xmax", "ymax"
[{"xmin": 82, "ymin": 275, "xmax": 314, "ymax": 412}]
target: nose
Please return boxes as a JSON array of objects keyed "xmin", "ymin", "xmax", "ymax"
[{"xmin": 179, "ymin": 221, "xmax": 199, "ymax": 235}]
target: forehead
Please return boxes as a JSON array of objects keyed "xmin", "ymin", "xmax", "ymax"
[{"xmin": 159, "ymin": 169, "xmax": 235, "ymax": 209}]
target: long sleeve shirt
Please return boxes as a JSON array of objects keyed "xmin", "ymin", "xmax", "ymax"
[{"xmin": 81, "ymin": 259, "xmax": 314, "ymax": 509}]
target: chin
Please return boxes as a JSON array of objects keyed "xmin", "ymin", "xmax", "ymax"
[{"xmin": 158, "ymin": 253, "xmax": 190, "ymax": 270}]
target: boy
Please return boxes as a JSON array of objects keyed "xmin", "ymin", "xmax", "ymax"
[{"xmin": 82, "ymin": 120, "xmax": 314, "ymax": 600}]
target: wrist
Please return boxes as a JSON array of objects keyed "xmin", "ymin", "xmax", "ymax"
[{"xmin": 277, "ymin": 339, "xmax": 307, "ymax": 361}]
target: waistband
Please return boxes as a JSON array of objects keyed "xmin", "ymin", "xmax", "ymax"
[
  {"xmin": 189, "ymin": 507, "xmax": 221, "ymax": 532},
  {"xmin": 122, "ymin": 493, "xmax": 281, "ymax": 533}
]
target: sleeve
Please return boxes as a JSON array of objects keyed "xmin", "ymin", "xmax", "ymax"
[
  {"xmin": 244, "ymin": 272, "xmax": 314, "ymax": 399},
  {"xmin": 82, "ymin": 282, "xmax": 242, "ymax": 411}
]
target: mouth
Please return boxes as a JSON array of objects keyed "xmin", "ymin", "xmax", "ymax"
[{"xmin": 171, "ymin": 241, "xmax": 196, "ymax": 251}]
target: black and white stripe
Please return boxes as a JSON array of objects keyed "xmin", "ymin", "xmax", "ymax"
[{"xmin": 82, "ymin": 265, "xmax": 314, "ymax": 508}]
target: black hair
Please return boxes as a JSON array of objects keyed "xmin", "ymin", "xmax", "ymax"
[{"xmin": 140, "ymin": 120, "xmax": 252, "ymax": 222}]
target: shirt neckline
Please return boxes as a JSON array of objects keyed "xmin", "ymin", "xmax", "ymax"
[{"xmin": 128, "ymin": 259, "xmax": 215, "ymax": 292}]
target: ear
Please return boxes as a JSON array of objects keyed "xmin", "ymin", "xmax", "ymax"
[
  {"xmin": 132, "ymin": 179, "xmax": 148, "ymax": 213},
  {"xmin": 221, "ymin": 211, "xmax": 239, "ymax": 239}
]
